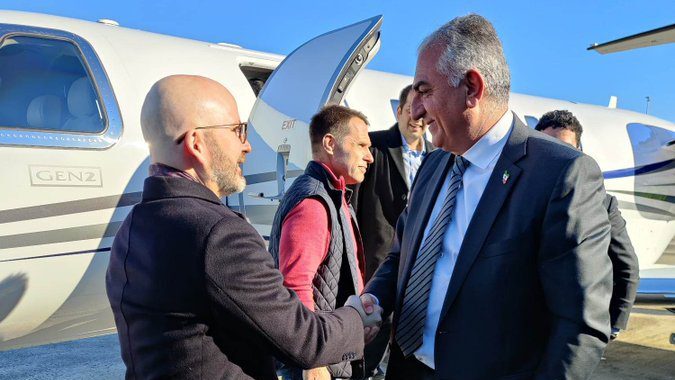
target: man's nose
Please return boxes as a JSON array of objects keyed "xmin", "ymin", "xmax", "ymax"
[
  {"xmin": 242, "ymin": 139, "xmax": 252, "ymax": 153},
  {"xmin": 365, "ymin": 150, "xmax": 374, "ymax": 164},
  {"xmin": 411, "ymin": 93, "xmax": 424, "ymax": 120}
]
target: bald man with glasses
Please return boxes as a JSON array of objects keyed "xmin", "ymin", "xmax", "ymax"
[
  {"xmin": 174, "ymin": 121, "xmax": 248, "ymax": 145},
  {"xmin": 106, "ymin": 75, "xmax": 378, "ymax": 379}
]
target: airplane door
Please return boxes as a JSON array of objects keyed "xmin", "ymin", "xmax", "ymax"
[{"xmin": 233, "ymin": 16, "xmax": 382, "ymax": 227}]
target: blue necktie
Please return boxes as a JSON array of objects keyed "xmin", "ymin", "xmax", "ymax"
[{"xmin": 395, "ymin": 155, "xmax": 470, "ymax": 357}]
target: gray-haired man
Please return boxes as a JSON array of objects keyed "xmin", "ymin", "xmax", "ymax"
[{"xmin": 360, "ymin": 14, "xmax": 613, "ymax": 379}]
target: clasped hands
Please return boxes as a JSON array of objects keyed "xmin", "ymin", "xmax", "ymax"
[{"xmin": 344, "ymin": 293, "xmax": 382, "ymax": 344}]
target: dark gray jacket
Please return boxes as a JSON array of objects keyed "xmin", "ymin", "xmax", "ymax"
[
  {"xmin": 366, "ymin": 117, "xmax": 613, "ymax": 380},
  {"xmin": 604, "ymin": 194, "xmax": 639, "ymax": 329},
  {"xmin": 106, "ymin": 176, "xmax": 363, "ymax": 379}
]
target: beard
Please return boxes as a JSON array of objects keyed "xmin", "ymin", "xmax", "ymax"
[{"xmin": 205, "ymin": 136, "xmax": 246, "ymax": 196}]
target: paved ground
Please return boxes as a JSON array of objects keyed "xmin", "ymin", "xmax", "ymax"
[
  {"xmin": 0, "ymin": 302, "xmax": 673, "ymax": 379},
  {"xmin": 0, "ymin": 334, "xmax": 124, "ymax": 379},
  {"xmin": 593, "ymin": 301, "xmax": 675, "ymax": 380}
]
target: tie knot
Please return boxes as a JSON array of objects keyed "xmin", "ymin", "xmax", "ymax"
[{"xmin": 453, "ymin": 156, "xmax": 470, "ymax": 177}]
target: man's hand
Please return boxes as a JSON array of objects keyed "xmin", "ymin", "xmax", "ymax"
[
  {"xmin": 360, "ymin": 293, "xmax": 382, "ymax": 343},
  {"xmin": 302, "ymin": 366, "xmax": 331, "ymax": 380},
  {"xmin": 344, "ymin": 293, "xmax": 383, "ymax": 343}
]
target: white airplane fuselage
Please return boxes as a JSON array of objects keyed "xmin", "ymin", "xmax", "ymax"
[{"xmin": 0, "ymin": 11, "xmax": 673, "ymax": 350}]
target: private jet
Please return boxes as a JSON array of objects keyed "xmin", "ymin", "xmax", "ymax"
[{"xmin": 0, "ymin": 11, "xmax": 673, "ymax": 350}]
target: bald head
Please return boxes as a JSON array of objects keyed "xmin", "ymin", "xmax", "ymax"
[{"xmin": 141, "ymin": 75, "xmax": 239, "ymax": 166}]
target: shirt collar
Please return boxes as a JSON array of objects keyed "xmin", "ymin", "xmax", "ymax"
[
  {"xmin": 148, "ymin": 162, "xmax": 203, "ymax": 184},
  {"xmin": 400, "ymin": 132, "xmax": 426, "ymax": 155},
  {"xmin": 316, "ymin": 161, "xmax": 347, "ymax": 191},
  {"xmin": 462, "ymin": 111, "xmax": 513, "ymax": 170}
]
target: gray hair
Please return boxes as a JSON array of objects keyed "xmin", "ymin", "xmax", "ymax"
[{"xmin": 419, "ymin": 14, "xmax": 510, "ymax": 107}]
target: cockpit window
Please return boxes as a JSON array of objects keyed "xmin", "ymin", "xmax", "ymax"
[{"xmin": 0, "ymin": 36, "xmax": 106, "ymax": 133}]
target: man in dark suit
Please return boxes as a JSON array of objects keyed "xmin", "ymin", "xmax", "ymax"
[
  {"xmin": 535, "ymin": 110, "xmax": 640, "ymax": 340},
  {"xmin": 359, "ymin": 15, "xmax": 614, "ymax": 379},
  {"xmin": 106, "ymin": 75, "xmax": 377, "ymax": 379},
  {"xmin": 352, "ymin": 85, "xmax": 432, "ymax": 377}
]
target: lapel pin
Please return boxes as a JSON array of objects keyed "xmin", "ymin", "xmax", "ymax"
[{"xmin": 502, "ymin": 170, "xmax": 510, "ymax": 185}]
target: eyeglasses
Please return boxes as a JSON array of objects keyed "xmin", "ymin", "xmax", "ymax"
[{"xmin": 175, "ymin": 122, "xmax": 248, "ymax": 144}]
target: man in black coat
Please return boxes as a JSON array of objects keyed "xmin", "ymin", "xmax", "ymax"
[
  {"xmin": 106, "ymin": 75, "xmax": 377, "ymax": 379},
  {"xmin": 354, "ymin": 84, "xmax": 433, "ymax": 281},
  {"xmin": 535, "ymin": 109, "xmax": 640, "ymax": 338}
]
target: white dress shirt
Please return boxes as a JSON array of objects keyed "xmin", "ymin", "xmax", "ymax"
[
  {"xmin": 400, "ymin": 133, "xmax": 427, "ymax": 187},
  {"xmin": 414, "ymin": 111, "xmax": 513, "ymax": 368}
]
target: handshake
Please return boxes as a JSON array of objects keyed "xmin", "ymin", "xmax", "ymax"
[{"xmin": 344, "ymin": 294, "xmax": 383, "ymax": 343}]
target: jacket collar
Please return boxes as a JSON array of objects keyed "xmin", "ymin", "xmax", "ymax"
[
  {"xmin": 305, "ymin": 161, "xmax": 353, "ymax": 202},
  {"xmin": 141, "ymin": 175, "xmax": 223, "ymax": 205},
  {"xmin": 500, "ymin": 111, "xmax": 529, "ymax": 164}
]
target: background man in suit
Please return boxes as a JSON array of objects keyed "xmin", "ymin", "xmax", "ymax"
[
  {"xmin": 352, "ymin": 84, "xmax": 432, "ymax": 377},
  {"xmin": 354, "ymin": 84, "xmax": 432, "ymax": 280},
  {"xmin": 535, "ymin": 110, "xmax": 640, "ymax": 340},
  {"xmin": 269, "ymin": 105, "xmax": 374, "ymax": 380},
  {"xmin": 360, "ymin": 14, "xmax": 614, "ymax": 379},
  {"xmin": 106, "ymin": 75, "xmax": 378, "ymax": 379}
]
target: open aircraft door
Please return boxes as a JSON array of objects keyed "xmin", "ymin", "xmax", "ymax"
[{"xmin": 233, "ymin": 16, "xmax": 382, "ymax": 229}]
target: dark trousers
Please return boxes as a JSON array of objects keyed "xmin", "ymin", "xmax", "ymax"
[
  {"xmin": 364, "ymin": 315, "xmax": 392, "ymax": 376},
  {"xmin": 384, "ymin": 344, "xmax": 436, "ymax": 380}
]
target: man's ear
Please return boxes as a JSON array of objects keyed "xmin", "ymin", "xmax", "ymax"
[
  {"xmin": 322, "ymin": 134, "xmax": 336, "ymax": 156},
  {"xmin": 183, "ymin": 130, "xmax": 208, "ymax": 164},
  {"xmin": 464, "ymin": 69, "xmax": 485, "ymax": 109},
  {"xmin": 396, "ymin": 105, "xmax": 403, "ymax": 118}
]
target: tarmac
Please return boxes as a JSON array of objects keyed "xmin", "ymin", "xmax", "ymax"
[
  {"xmin": 0, "ymin": 300, "xmax": 673, "ymax": 379},
  {"xmin": 593, "ymin": 301, "xmax": 675, "ymax": 380}
]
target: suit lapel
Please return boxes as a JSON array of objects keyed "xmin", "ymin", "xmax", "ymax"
[
  {"xmin": 396, "ymin": 152, "xmax": 453, "ymax": 303},
  {"xmin": 439, "ymin": 115, "xmax": 529, "ymax": 321},
  {"xmin": 387, "ymin": 125, "xmax": 409, "ymax": 189}
]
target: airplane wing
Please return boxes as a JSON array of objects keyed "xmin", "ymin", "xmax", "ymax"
[{"xmin": 588, "ymin": 23, "xmax": 675, "ymax": 54}]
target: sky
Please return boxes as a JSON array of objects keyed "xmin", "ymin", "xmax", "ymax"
[{"xmin": 2, "ymin": 0, "xmax": 674, "ymax": 121}]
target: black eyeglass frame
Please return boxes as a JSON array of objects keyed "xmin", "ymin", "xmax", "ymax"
[{"xmin": 175, "ymin": 122, "xmax": 248, "ymax": 144}]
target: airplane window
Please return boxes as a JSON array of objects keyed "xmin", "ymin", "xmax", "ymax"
[
  {"xmin": 0, "ymin": 36, "xmax": 106, "ymax": 133},
  {"xmin": 524, "ymin": 116, "xmax": 539, "ymax": 129}
]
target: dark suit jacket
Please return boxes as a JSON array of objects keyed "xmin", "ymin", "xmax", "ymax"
[
  {"xmin": 353, "ymin": 124, "xmax": 433, "ymax": 280},
  {"xmin": 106, "ymin": 176, "xmax": 363, "ymax": 380},
  {"xmin": 604, "ymin": 194, "xmax": 639, "ymax": 329},
  {"xmin": 365, "ymin": 117, "xmax": 613, "ymax": 380}
]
